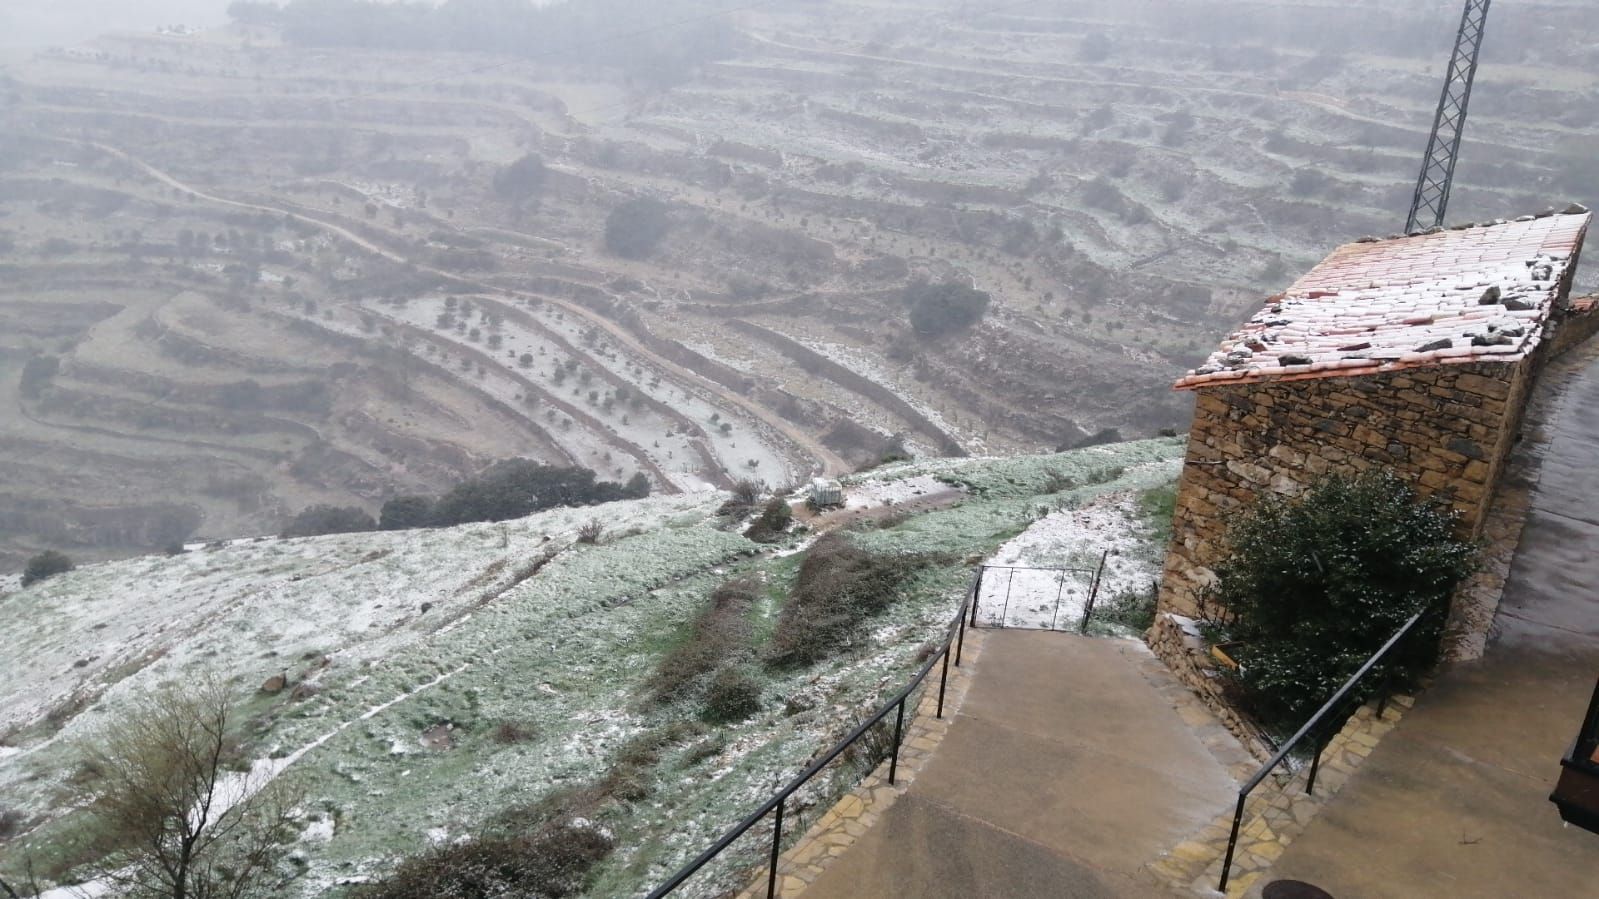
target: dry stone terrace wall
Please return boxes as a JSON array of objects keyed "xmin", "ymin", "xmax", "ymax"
[{"xmin": 1157, "ymin": 358, "xmax": 1536, "ymax": 619}]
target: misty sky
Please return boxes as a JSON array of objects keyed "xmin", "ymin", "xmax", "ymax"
[{"xmin": 0, "ymin": 0, "xmax": 233, "ymax": 48}]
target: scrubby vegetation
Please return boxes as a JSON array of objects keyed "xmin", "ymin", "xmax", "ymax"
[
  {"xmin": 377, "ymin": 495, "xmax": 434, "ymax": 531},
  {"xmin": 701, "ymin": 665, "xmax": 763, "ymax": 724},
  {"xmin": 604, "ymin": 198, "xmax": 671, "ymax": 259},
  {"xmin": 649, "ymin": 578, "xmax": 758, "ymax": 706},
  {"xmin": 767, "ymin": 535, "xmax": 925, "ymax": 669},
  {"xmin": 717, "ymin": 478, "xmax": 765, "ymax": 519},
  {"xmin": 1210, "ymin": 471, "xmax": 1478, "ymax": 724},
  {"xmin": 904, "ymin": 280, "xmax": 991, "ymax": 338},
  {"xmin": 20, "ymin": 550, "xmax": 74, "ymax": 588},
  {"xmin": 380, "ymin": 460, "xmax": 650, "ymax": 532},
  {"xmin": 742, "ymin": 497, "xmax": 793, "ymax": 544},
  {"xmin": 493, "ymin": 153, "xmax": 548, "ymax": 203},
  {"xmin": 360, "ymin": 817, "xmax": 612, "ymax": 899},
  {"xmin": 281, "ymin": 504, "xmax": 376, "ymax": 538}
]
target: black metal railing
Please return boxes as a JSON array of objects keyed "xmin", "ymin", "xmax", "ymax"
[
  {"xmin": 1217, "ymin": 610, "xmax": 1429, "ymax": 892},
  {"xmin": 645, "ymin": 571, "xmax": 979, "ymax": 899},
  {"xmin": 968, "ymin": 555, "xmax": 1108, "ymax": 633}
]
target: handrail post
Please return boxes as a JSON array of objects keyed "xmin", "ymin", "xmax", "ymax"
[
  {"xmin": 1051, "ymin": 568, "xmax": 1067, "ymax": 631},
  {"xmin": 767, "ymin": 800, "xmax": 783, "ymax": 899},
  {"xmin": 970, "ymin": 566, "xmax": 984, "ymax": 627},
  {"xmin": 998, "ymin": 568, "xmax": 1016, "ymax": 628},
  {"xmin": 1218, "ymin": 792, "xmax": 1247, "ymax": 892},
  {"xmin": 937, "ymin": 646, "xmax": 951, "ymax": 718},
  {"xmin": 1306, "ymin": 729, "xmax": 1325, "ymax": 796},
  {"xmin": 1082, "ymin": 549, "xmax": 1109, "ymax": 632},
  {"xmin": 955, "ymin": 603, "xmax": 968, "ymax": 666},
  {"xmin": 889, "ymin": 697, "xmax": 906, "ymax": 785}
]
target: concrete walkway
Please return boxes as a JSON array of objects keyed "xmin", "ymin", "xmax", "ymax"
[
  {"xmin": 803, "ymin": 629, "xmax": 1249, "ymax": 899},
  {"xmin": 1262, "ymin": 345, "xmax": 1599, "ymax": 897}
]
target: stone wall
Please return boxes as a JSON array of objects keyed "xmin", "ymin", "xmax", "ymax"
[
  {"xmin": 1156, "ymin": 357, "xmax": 1537, "ymax": 618},
  {"xmin": 1147, "ymin": 613, "xmax": 1275, "ymax": 762}
]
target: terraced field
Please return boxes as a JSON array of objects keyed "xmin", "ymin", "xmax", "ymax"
[{"xmin": 1, "ymin": 0, "xmax": 1595, "ymax": 568}]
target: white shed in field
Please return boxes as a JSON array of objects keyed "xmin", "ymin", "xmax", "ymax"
[{"xmin": 808, "ymin": 478, "xmax": 844, "ymax": 508}]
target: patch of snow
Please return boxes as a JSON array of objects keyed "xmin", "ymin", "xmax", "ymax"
[
  {"xmin": 843, "ymin": 474, "xmax": 955, "ymax": 511},
  {"xmin": 977, "ymin": 493, "xmax": 1159, "ymax": 630}
]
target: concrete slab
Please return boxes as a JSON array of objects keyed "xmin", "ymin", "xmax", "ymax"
[
  {"xmin": 802, "ymin": 793, "xmax": 1161, "ymax": 899},
  {"xmin": 803, "ymin": 629, "xmax": 1239, "ymax": 898}
]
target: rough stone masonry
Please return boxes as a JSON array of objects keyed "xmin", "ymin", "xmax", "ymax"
[{"xmin": 1157, "ymin": 210, "xmax": 1593, "ymax": 619}]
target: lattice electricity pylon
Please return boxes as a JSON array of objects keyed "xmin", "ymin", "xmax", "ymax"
[{"xmin": 1405, "ymin": 0, "xmax": 1492, "ymax": 234}]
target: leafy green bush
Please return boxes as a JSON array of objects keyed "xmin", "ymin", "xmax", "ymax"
[
  {"xmin": 431, "ymin": 460, "xmax": 648, "ymax": 526},
  {"xmin": 21, "ymin": 550, "xmax": 74, "ymax": 587},
  {"xmin": 1212, "ymin": 471, "xmax": 1477, "ymax": 724},
  {"xmin": 701, "ymin": 665, "xmax": 763, "ymax": 724},
  {"xmin": 767, "ymin": 535, "xmax": 921, "ymax": 668},
  {"xmin": 743, "ymin": 497, "xmax": 793, "ymax": 544}
]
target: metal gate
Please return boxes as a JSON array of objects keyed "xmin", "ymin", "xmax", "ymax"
[{"xmin": 969, "ymin": 555, "xmax": 1108, "ymax": 633}]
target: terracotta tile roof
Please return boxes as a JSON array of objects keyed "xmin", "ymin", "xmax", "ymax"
[{"xmin": 1175, "ymin": 211, "xmax": 1592, "ymax": 390}]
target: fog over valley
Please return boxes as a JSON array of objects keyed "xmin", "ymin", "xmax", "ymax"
[{"xmin": 0, "ymin": 2, "xmax": 1596, "ymax": 895}]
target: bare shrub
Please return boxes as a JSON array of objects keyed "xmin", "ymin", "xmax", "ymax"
[
  {"xmin": 717, "ymin": 478, "xmax": 765, "ymax": 518},
  {"xmin": 767, "ymin": 535, "xmax": 922, "ymax": 669},
  {"xmin": 650, "ymin": 579, "xmax": 759, "ymax": 705},
  {"xmin": 491, "ymin": 721, "xmax": 536, "ymax": 745},
  {"xmin": 576, "ymin": 520, "xmax": 604, "ymax": 544},
  {"xmin": 700, "ymin": 666, "xmax": 763, "ymax": 724},
  {"xmin": 842, "ymin": 718, "xmax": 897, "ymax": 777},
  {"xmin": 362, "ymin": 822, "xmax": 612, "ymax": 899},
  {"xmin": 79, "ymin": 680, "xmax": 301, "ymax": 899}
]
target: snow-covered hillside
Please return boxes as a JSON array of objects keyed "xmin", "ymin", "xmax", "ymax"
[{"xmin": 0, "ymin": 439, "xmax": 1183, "ymax": 897}]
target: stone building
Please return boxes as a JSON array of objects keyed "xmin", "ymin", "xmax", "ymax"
[{"xmin": 1157, "ymin": 210, "xmax": 1593, "ymax": 619}]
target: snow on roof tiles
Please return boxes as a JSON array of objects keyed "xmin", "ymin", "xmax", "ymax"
[{"xmin": 1175, "ymin": 211, "xmax": 1592, "ymax": 390}]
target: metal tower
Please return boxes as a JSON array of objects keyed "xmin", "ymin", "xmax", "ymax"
[{"xmin": 1405, "ymin": 0, "xmax": 1492, "ymax": 234}]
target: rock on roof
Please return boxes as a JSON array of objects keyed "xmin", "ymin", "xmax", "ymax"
[{"xmin": 1175, "ymin": 210, "xmax": 1592, "ymax": 390}]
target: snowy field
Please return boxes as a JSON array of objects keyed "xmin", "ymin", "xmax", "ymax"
[
  {"xmin": 975, "ymin": 492, "xmax": 1172, "ymax": 631},
  {"xmin": 0, "ymin": 438, "xmax": 1184, "ymax": 897}
]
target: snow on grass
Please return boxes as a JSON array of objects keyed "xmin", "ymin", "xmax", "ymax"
[
  {"xmin": 977, "ymin": 493, "xmax": 1164, "ymax": 630},
  {"xmin": 1, "ymin": 442, "xmax": 1185, "ymax": 897},
  {"xmin": 841, "ymin": 474, "xmax": 956, "ymax": 512}
]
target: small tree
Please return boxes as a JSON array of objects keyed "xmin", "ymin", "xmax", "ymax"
[
  {"xmin": 378, "ymin": 496, "xmax": 434, "ymax": 531},
  {"xmin": 21, "ymin": 550, "xmax": 73, "ymax": 587},
  {"xmin": 904, "ymin": 280, "xmax": 991, "ymax": 338},
  {"xmin": 1212, "ymin": 471, "xmax": 1477, "ymax": 724},
  {"xmin": 492, "ymin": 153, "xmax": 548, "ymax": 203},
  {"xmin": 743, "ymin": 497, "xmax": 792, "ymax": 544},
  {"xmin": 603, "ymin": 198, "xmax": 671, "ymax": 259},
  {"xmin": 81, "ymin": 681, "xmax": 299, "ymax": 899}
]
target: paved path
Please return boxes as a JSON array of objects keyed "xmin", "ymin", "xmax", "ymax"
[
  {"xmin": 1262, "ymin": 345, "xmax": 1599, "ymax": 897},
  {"xmin": 803, "ymin": 629, "xmax": 1249, "ymax": 899}
]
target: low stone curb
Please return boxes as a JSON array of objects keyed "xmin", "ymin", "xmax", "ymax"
[
  {"xmin": 733, "ymin": 629, "xmax": 987, "ymax": 898},
  {"xmin": 1149, "ymin": 694, "xmax": 1414, "ymax": 898}
]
